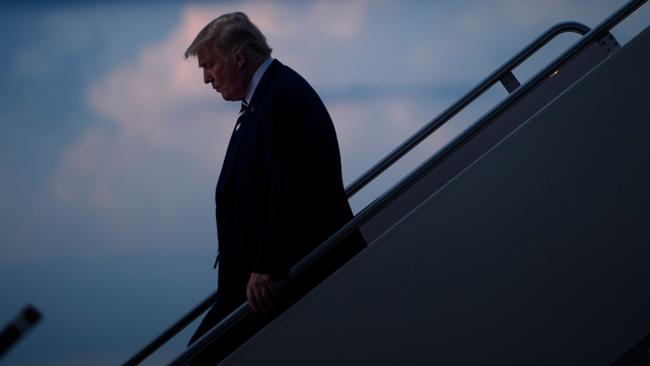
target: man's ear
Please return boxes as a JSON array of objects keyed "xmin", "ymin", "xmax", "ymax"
[{"xmin": 234, "ymin": 48, "xmax": 247, "ymax": 69}]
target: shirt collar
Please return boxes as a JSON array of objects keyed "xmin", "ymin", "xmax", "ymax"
[{"xmin": 244, "ymin": 57, "xmax": 274, "ymax": 105}]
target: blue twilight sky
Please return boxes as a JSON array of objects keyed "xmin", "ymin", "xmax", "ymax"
[{"xmin": 1, "ymin": 1, "xmax": 648, "ymax": 365}]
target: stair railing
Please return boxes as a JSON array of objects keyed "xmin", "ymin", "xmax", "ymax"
[{"xmin": 124, "ymin": 0, "xmax": 650, "ymax": 362}]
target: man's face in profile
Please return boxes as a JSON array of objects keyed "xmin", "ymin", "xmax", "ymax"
[{"xmin": 197, "ymin": 43, "xmax": 245, "ymax": 101}]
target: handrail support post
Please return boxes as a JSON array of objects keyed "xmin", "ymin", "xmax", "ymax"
[{"xmin": 499, "ymin": 70, "xmax": 522, "ymax": 94}]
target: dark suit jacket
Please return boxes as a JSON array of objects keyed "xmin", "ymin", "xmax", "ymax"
[{"xmin": 213, "ymin": 59, "xmax": 364, "ymax": 310}]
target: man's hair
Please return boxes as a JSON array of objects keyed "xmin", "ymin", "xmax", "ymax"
[{"xmin": 184, "ymin": 12, "xmax": 272, "ymax": 62}]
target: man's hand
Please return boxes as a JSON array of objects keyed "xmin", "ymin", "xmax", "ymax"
[{"xmin": 246, "ymin": 272, "xmax": 278, "ymax": 317}]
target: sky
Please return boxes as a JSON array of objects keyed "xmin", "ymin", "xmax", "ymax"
[{"xmin": 1, "ymin": 1, "xmax": 648, "ymax": 365}]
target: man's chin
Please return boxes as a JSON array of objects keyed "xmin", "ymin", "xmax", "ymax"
[{"xmin": 217, "ymin": 92, "xmax": 241, "ymax": 102}]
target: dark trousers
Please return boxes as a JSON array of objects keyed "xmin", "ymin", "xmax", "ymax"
[{"xmin": 185, "ymin": 230, "xmax": 367, "ymax": 364}]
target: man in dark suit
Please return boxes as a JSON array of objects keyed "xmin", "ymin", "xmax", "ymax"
[{"xmin": 184, "ymin": 12, "xmax": 365, "ymax": 345}]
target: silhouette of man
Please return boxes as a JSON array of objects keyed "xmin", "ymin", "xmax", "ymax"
[{"xmin": 184, "ymin": 12, "xmax": 365, "ymax": 345}]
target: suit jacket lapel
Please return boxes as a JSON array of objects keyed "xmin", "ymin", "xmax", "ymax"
[
  {"xmin": 216, "ymin": 59, "xmax": 283, "ymax": 201},
  {"xmin": 216, "ymin": 111, "xmax": 253, "ymax": 200}
]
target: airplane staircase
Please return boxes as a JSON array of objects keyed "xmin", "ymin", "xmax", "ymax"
[{"xmin": 124, "ymin": 0, "xmax": 650, "ymax": 364}]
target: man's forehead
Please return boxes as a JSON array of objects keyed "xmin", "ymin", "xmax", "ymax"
[{"xmin": 197, "ymin": 44, "xmax": 216, "ymax": 63}]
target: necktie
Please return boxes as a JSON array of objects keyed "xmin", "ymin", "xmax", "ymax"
[{"xmin": 235, "ymin": 101, "xmax": 249, "ymax": 131}]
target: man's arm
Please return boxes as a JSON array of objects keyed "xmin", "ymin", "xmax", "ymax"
[{"xmin": 247, "ymin": 87, "xmax": 324, "ymax": 314}]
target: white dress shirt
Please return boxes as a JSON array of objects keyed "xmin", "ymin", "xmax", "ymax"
[{"xmin": 244, "ymin": 57, "xmax": 274, "ymax": 106}]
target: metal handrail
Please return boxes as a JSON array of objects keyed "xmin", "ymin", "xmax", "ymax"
[
  {"xmin": 124, "ymin": 22, "xmax": 588, "ymax": 366},
  {"xmin": 125, "ymin": 19, "xmax": 592, "ymax": 366},
  {"xmin": 128, "ymin": 0, "xmax": 646, "ymax": 361},
  {"xmin": 166, "ymin": 20, "xmax": 611, "ymax": 366},
  {"xmin": 168, "ymin": 0, "xmax": 647, "ymax": 362},
  {"xmin": 123, "ymin": 292, "xmax": 219, "ymax": 366},
  {"xmin": 343, "ymin": 21, "xmax": 589, "ymax": 199}
]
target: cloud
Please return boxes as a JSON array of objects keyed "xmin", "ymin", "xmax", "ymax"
[
  {"xmin": 51, "ymin": 0, "xmax": 626, "ymax": 241},
  {"xmin": 7, "ymin": 2, "xmax": 644, "ymax": 365},
  {"xmin": 47, "ymin": 1, "xmax": 396, "ymax": 243},
  {"xmin": 49, "ymin": 6, "xmax": 229, "ymax": 241}
]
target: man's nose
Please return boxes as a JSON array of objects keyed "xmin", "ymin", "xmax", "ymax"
[{"xmin": 203, "ymin": 69, "xmax": 212, "ymax": 84}]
